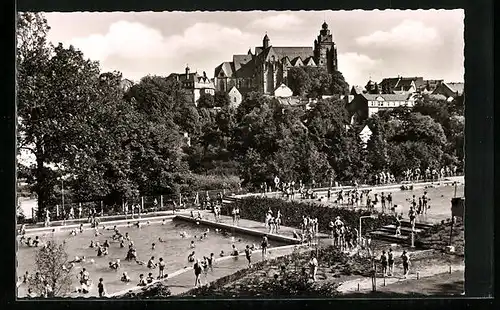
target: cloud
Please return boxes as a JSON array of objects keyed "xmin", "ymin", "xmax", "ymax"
[
  {"xmin": 64, "ymin": 21, "xmax": 259, "ymax": 80},
  {"xmin": 338, "ymin": 52, "xmax": 382, "ymax": 86},
  {"xmin": 249, "ymin": 14, "xmax": 303, "ymax": 30},
  {"xmin": 355, "ymin": 20, "xmax": 439, "ymax": 48}
]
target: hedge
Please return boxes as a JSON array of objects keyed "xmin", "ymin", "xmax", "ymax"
[
  {"xmin": 178, "ymin": 246, "xmax": 374, "ymax": 298},
  {"xmin": 225, "ymin": 197, "xmax": 396, "ymax": 236}
]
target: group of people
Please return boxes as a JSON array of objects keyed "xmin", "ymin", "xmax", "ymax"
[
  {"xmin": 264, "ymin": 208, "xmax": 282, "ymax": 234},
  {"xmin": 327, "ymin": 216, "xmax": 357, "ymax": 251},
  {"xmin": 379, "ymin": 249, "xmax": 411, "ymax": 278}
]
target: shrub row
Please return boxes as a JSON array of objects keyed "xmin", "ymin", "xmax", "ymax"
[
  {"xmin": 224, "ymin": 197, "xmax": 396, "ymax": 235},
  {"xmin": 178, "ymin": 246, "xmax": 373, "ymax": 298}
]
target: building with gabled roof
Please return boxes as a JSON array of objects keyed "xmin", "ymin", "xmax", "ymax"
[
  {"xmin": 432, "ymin": 82, "xmax": 464, "ymax": 101},
  {"xmin": 213, "ymin": 21, "xmax": 338, "ymax": 96},
  {"xmin": 347, "ymin": 93, "xmax": 416, "ymax": 123},
  {"xmin": 167, "ymin": 66, "xmax": 215, "ymax": 105}
]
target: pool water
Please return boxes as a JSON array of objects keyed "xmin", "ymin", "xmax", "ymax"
[{"xmin": 16, "ymin": 219, "xmax": 286, "ymax": 297}]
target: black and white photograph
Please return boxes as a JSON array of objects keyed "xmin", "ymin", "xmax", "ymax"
[{"xmin": 15, "ymin": 9, "xmax": 469, "ymax": 299}]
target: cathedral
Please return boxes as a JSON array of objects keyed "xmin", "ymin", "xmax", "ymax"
[{"xmin": 214, "ymin": 21, "xmax": 338, "ymax": 95}]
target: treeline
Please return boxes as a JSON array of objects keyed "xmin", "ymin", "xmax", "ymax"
[{"xmin": 17, "ymin": 13, "xmax": 464, "ymax": 218}]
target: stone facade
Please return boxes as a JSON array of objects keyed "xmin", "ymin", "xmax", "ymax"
[{"xmin": 214, "ymin": 21, "xmax": 338, "ymax": 96}]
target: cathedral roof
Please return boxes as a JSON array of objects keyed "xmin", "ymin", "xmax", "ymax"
[
  {"xmin": 214, "ymin": 62, "xmax": 235, "ymax": 78},
  {"xmin": 233, "ymin": 54, "xmax": 252, "ymax": 71}
]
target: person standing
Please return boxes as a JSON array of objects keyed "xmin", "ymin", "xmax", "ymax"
[
  {"xmin": 97, "ymin": 278, "xmax": 105, "ymax": 297},
  {"xmin": 309, "ymin": 253, "xmax": 318, "ymax": 281},
  {"xmin": 158, "ymin": 257, "xmax": 166, "ymax": 279},
  {"xmin": 244, "ymin": 245, "xmax": 252, "ymax": 267},
  {"xmin": 381, "ymin": 192, "xmax": 386, "ymax": 213},
  {"xmin": 401, "ymin": 250, "xmax": 410, "ymax": 278},
  {"xmin": 194, "ymin": 259, "xmax": 203, "ymax": 287},
  {"xmin": 422, "ymin": 191, "xmax": 428, "ymax": 214},
  {"xmin": 261, "ymin": 235, "xmax": 269, "ymax": 259},
  {"xmin": 380, "ymin": 250, "xmax": 388, "ymax": 277},
  {"xmin": 388, "ymin": 248, "xmax": 395, "ymax": 276}
]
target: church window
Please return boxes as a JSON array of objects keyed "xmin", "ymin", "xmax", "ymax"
[{"xmin": 234, "ymin": 97, "xmax": 237, "ymax": 103}]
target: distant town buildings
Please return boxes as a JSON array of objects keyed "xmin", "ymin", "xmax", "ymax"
[
  {"xmin": 213, "ymin": 21, "xmax": 339, "ymax": 96},
  {"xmin": 347, "ymin": 93, "xmax": 416, "ymax": 123},
  {"xmin": 167, "ymin": 66, "xmax": 215, "ymax": 106},
  {"xmin": 432, "ymin": 82, "xmax": 464, "ymax": 101}
]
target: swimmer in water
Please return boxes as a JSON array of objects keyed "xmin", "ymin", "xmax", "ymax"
[
  {"xmin": 147, "ymin": 256, "xmax": 157, "ymax": 269},
  {"xmin": 219, "ymin": 250, "xmax": 224, "ymax": 257},
  {"xmin": 89, "ymin": 240, "xmax": 95, "ymax": 248},
  {"xmin": 158, "ymin": 237, "xmax": 165, "ymax": 243},
  {"xmin": 190, "ymin": 240, "xmax": 195, "ymax": 248},
  {"xmin": 231, "ymin": 244, "xmax": 239, "ymax": 256},
  {"xmin": 161, "ymin": 219, "xmax": 166, "ymax": 225},
  {"xmin": 121, "ymin": 272, "xmax": 130, "ymax": 282},
  {"xmin": 151, "ymin": 243, "xmax": 156, "ymax": 250},
  {"xmin": 188, "ymin": 251, "xmax": 196, "ymax": 263}
]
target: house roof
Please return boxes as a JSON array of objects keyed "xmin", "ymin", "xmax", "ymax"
[
  {"xmin": 446, "ymin": 82, "xmax": 464, "ymax": 95},
  {"xmin": 214, "ymin": 62, "xmax": 235, "ymax": 78},
  {"xmin": 233, "ymin": 54, "xmax": 252, "ymax": 71},
  {"xmin": 351, "ymin": 85, "xmax": 365, "ymax": 95},
  {"xmin": 380, "ymin": 77, "xmax": 422, "ymax": 90},
  {"xmin": 361, "ymin": 93, "xmax": 413, "ymax": 101},
  {"xmin": 255, "ymin": 46, "xmax": 313, "ymax": 62}
]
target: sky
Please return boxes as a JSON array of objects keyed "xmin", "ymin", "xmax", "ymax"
[{"xmin": 42, "ymin": 10, "xmax": 464, "ymax": 87}]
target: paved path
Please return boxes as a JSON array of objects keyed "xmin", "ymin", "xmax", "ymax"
[{"xmin": 336, "ymin": 263, "xmax": 465, "ymax": 293}]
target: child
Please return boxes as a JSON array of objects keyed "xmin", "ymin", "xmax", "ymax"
[
  {"xmin": 137, "ymin": 274, "xmax": 147, "ymax": 286},
  {"xmin": 121, "ymin": 272, "xmax": 131, "ymax": 282},
  {"xmin": 151, "ymin": 243, "xmax": 156, "ymax": 250},
  {"xmin": 158, "ymin": 257, "xmax": 166, "ymax": 279},
  {"xmin": 146, "ymin": 273, "xmax": 154, "ymax": 284},
  {"xmin": 231, "ymin": 244, "xmax": 239, "ymax": 256},
  {"xmin": 207, "ymin": 253, "xmax": 214, "ymax": 271},
  {"xmin": 98, "ymin": 278, "xmax": 105, "ymax": 297},
  {"xmin": 245, "ymin": 245, "xmax": 252, "ymax": 267},
  {"xmin": 147, "ymin": 256, "xmax": 157, "ymax": 269},
  {"xmin": 188, "ymin": 251, "xmax": 196, "ymax": 263},
  {"xmin": 219, "ymin": 250, "xmax": 225, "ymax": 257},
  {"xmin": 190, "ymin": 240, "xmax": 195, "ymax": 248}
]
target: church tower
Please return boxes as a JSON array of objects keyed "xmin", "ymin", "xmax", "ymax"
[
  {"xmin": 313, "ymin": 21, "xmax": 338, "ymax": 73},
  {"xmin": 263, "ymin": 33, "xmax": 270, "ymax": 49}
]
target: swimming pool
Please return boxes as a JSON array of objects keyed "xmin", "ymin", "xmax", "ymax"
[{"xmin": 16, "ymin": 219, "xmax": 287, "ymax": 297}]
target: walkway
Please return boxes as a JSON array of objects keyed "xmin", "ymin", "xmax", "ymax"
[{"xmin": 336, "ymin": 263, "xmax": 465, "ymax": 293}]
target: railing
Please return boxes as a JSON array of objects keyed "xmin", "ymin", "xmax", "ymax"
[{"xmin": 18, "ymin": 188, "xmax": 247, "ymax": 228}]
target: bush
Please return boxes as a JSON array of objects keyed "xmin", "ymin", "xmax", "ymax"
[
  {"xmin": 180, "ymin": 174, "xmax": 241, "ymax": 192},
  {"xmin": 117, "ymin": 282, "xmax": 171, "ymax": 299},
  {"xmin": 179, "ymin": 246, "xmax": 372, "ymax": 298},
  {"xmin": 226, "ymin": 197, "xmax": 396, "ymax": 234}
]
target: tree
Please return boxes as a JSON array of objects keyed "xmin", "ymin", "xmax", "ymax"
[
  {"xmin": 287, "ymin": 67, "xmax": 349, "ymax": 98},
  {"xmin": 365, "ymin": 115, "xmax": 389, "ymax": 173},
  {"xmin": 28, "ymin": 240, "xmax": 73, "ymax": 297},
  {"xmin": 329, "ymin": 70, "xmax": 350, "ymax": 95},
  {"xmin": 197, "ymin": 93, "xmax": 215, "ymax": 109},
  {"xmin": 17, "ymin": 12, "xmax": 104, "ymax": 217},
  {"xmin": 214, "ymin": 91, "xmax": 231, "ymax": 108},
  {"xmin": 287, "ymin": 67, "xmax": 311, "ymax": 96}
]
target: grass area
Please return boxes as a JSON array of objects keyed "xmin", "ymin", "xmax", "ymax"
[{"xmin": 415, "ymin": 219, "xmax": 464, "ymax": 255}]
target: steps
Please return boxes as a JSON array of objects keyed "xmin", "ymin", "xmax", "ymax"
[{"xmin": 369, "ymin": 220, "xmax": 434, "ymax": 245}]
